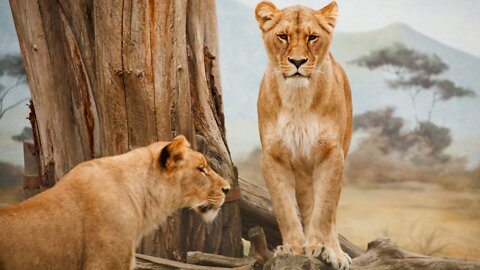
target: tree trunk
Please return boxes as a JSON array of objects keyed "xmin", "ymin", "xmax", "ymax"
[{"xmin": 10, "ymin": 0, "xmax": 242, "ymax": 260}]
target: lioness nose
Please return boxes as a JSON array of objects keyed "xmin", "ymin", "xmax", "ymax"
[
  {"xmin": 221, "ymin": 187, "xmax": 230, "ymax": 195},
  {"xmin": 288, "ymin": 57, "xmax": 307, "ymax": 68}
]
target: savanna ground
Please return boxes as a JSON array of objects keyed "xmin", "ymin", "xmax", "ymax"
[{"xmin": 338, "ymin": 183, "xmax": 480, "ymax": 259}]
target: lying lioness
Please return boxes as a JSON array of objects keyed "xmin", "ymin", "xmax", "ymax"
[
  {"xmin": 255, "ymin": 1, "xmax": 352, "ymax": 270},
  {"xmin": 0, "ymin": 135, "xmax": 230, "ymax": 270}
]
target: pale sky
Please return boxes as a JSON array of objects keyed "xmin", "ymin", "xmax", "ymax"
[{"xmin": 236, "ymin": 0, "xmax": 480, "ymax": 58}]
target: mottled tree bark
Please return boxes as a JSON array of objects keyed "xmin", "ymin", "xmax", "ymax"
[{"xmin": 10, "ymin": 0, "xmax": 242, "ymax": 260}]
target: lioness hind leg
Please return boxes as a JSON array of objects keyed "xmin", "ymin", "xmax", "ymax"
[{"xmin": 262, "ymin": 152, "xmax": 305, "ymax": 255}]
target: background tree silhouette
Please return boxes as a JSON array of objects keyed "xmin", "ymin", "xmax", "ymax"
[
  {"xmin": 351, "ymin": 43, "xmax": 475, "ymax": 124},
  {"xmin": 11, "ymin": 126, "xmax": 32, "ymax": 142},
  {"xmin": 352, "ymin": 108, "xmax": 452, "ymax": 164},
  {"xmin": 0, "ymin": 54, "xmax": 28, "ymax": 122}
]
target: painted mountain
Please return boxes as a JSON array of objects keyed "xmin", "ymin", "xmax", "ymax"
[{"xmin": 217, "ymin": 0, "xmax": 480, "ymax": 165}]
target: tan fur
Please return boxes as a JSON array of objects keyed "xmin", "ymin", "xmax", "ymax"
[
  {"xmin": 0, "ymin": 135, "xmax": 230, "ymax": 270},
  {"xmin": 255, "ymin": 2, "xmax": 352, "ymax": 269}
]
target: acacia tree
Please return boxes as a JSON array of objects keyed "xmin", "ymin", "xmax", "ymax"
[
  {"xmin": 0, "ymin": 54, "xmax": 28, "ymax": 122},
  {"xmin": 352, "ymin": 43, "xmax": 475, "ymax": 124},
  {"xmin": 10, "ymin": 0, "xmax": 242, "ymax": 260}
]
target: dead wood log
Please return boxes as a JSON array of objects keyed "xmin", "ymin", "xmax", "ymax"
[
  {"xmin": 238, "ymin": 177, "xmax": 364, "ymax": 258},
  {"xmin": 262, "ymin": 237, "xmax": 480, "ymax": 270},
  {"xmin": 184, "ymin": 227, "xmax": 270, "ymax": 270},
  {"xmin": 350, "ymin": 237, "xmax": 480, "ymax": 270},
  {"xmin": 136, "ymin": 254, "xmax": 250, "ymax": 270},
  {"xmin": 248, "ymin": 226, "xmax": 273, "ymax": 263},
  {"xmin": 186, "ymin": 252, "xmax": 253, "ymax": 268}
]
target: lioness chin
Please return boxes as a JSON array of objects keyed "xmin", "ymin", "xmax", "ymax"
[
  {"xmin": 255, "ymin": 1, "xmax": 352, "ymax": 269},
  {"xmin": 0, "ymin": 135, "xmax": 230, "ymax": 270}
]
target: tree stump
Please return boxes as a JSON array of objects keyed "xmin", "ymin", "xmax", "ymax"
[{"xmin": 10, "ymin": 0, "xmax": 242, "ymax": 260}]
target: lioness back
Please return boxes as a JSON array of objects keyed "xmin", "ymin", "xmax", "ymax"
[{"xmin": 0, "ymin": 183, "xmax": 85, "ymax": 269}]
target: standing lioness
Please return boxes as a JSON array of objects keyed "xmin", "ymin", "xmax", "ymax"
[
  {"xmin": 0, "ymin": 135, "xmax": 230, "ymax": 270},
  {"xmin": 255, "ymin": 1, "xmax": 352, "ymax": 269}
]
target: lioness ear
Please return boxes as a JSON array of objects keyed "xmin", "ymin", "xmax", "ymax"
[
  {"xmin": 315, "ymin": 1, "xmax": 338, "ymax": 34},
  {"xmin": 255, "ymin": 1, "xmax": 282, "ymax": 32},
  {"xmin": 159, "ymin": 135, "xmax": 191, "ymax": 169}
]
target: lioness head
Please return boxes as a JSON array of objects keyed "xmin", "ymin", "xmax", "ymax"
[
  {"xmin": 255, "ymin": 1, "xmax": 338, "ymax": 85},
  {"xmin": 158, "ymin": 135, "xmax": 231, "ymax": 222}
]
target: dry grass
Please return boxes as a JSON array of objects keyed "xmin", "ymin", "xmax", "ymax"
[{"xmin": 407, "ymin": 223, "xmax": 448, "ymax": 256}]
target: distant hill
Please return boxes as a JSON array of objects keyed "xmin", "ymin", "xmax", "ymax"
[{"xmin": 217, "ymin": 0, "xmax": 480, "ymax": 165}]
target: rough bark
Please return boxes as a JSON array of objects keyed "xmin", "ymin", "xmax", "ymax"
[
  {"xmin": 238, "ymin": 177, "xmax": 364, "ymax": 259},
  {"xmin": 10, "ymin": 0, "xmax": 242, "ymax": 260}
]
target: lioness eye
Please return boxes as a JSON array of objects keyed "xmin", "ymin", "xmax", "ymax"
[
  {"xmin": 308, "ymin": 35, "xmax": 318, "ymax": 42},
  {"xmin": 277, "ymin": 34, "xmax": 288, "ymax": 41},
  {"xmin": 197, "ymin": 166, "xmax": 206, "ymax": 174}
]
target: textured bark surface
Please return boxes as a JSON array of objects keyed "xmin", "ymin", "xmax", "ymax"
[{"xmin": 10, "ymin": 0, "xmax": 242, "ymax": 260}]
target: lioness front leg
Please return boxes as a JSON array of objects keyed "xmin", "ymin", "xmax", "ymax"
[
  {"xmin": 262, "ymin": 152, "xmax": 305, "ymax": 255},
  {"xmin": 304, "ymin": 149, "xmax": 351, "ymax": 270}
]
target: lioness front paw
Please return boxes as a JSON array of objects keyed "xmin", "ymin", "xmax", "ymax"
[
  {"xmin": 274, "ymin": 244, "xmax": 304, "ymax": 256},
  {"xmin": 305, "ymin": 244, "xmax": 351, "ymax": 270}
]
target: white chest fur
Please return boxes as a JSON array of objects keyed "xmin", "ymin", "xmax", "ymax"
[
  {"xmin": 277, "ymin": 110, "xmax": 320, "ymax": 159},
  {"xmin": 276, "ymin": 78, "xmax": 320, "ymax": 159}
]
